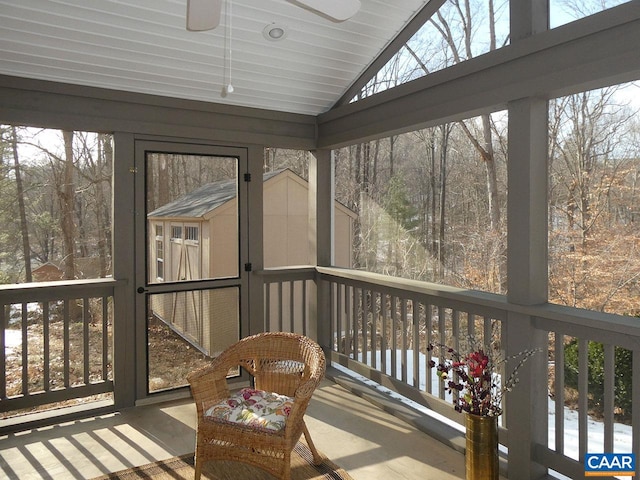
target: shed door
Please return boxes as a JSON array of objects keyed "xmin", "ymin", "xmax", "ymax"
[{"xmin": 134, "ymin": 140, "xmax": 249, "ymax": 400}]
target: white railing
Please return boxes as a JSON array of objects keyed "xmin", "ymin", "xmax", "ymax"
[
  {"xmin": 260, "ymin": 267, "xmax": 316, "ymax": 337},
  {"xmin": 260, "ymin": 266, "xmax": 640, "ymax": 480},
  {"xmin": 0, "ymin": 279, "xmax": 116, "ymax": 421}
]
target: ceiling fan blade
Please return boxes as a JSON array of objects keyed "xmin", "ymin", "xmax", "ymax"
[
  {"xmin": 186, "ymin": 0, "xmax": 222, "ymax": 31},
  {"xmin": 289, "ymin": 0, "xmax": 361, "ymax": 22}
]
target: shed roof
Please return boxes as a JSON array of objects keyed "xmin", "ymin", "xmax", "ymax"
[{"xmin": 148, "ymin": 169, "xmax": 286, "ymax": 219}]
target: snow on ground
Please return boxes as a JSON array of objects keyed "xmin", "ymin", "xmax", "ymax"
[
  {"xmin": 3, "ymin": 302, "xmax": 45, "ymax": 351},
  {"xmin": 4, "ymin": 329, "xmax": 22, "ymax": 350}
]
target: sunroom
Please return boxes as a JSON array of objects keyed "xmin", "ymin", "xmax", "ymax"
[{"xmin": 1, "ymin": 1, "xmax": 640, "ymax": 479}]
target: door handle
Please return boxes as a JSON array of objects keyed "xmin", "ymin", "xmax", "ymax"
[{"xmin": 137, "ymin": 286, "xmax": 147, "ymax": 294}]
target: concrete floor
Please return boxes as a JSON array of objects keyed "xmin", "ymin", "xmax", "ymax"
[{"xmin": 0, "ymin": 379, "xmax": 470, "ymax": 480}]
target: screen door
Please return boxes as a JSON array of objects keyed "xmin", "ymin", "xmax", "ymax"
[{"xmin": 134, "ymin": 140, "xmax": 249, "ymax": 398}]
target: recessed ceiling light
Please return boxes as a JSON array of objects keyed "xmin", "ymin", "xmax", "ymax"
[{"xmin": 263, "ymin": 23, "xmax": 288, "ymax": 41}]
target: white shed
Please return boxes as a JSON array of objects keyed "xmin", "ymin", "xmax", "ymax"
[{"xmin": 147, "ymin": 169, "xmax": 355, "ymax": 355}]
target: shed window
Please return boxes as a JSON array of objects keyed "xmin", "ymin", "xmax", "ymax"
[
  {"xmin": 156, "ymin": 239, "xmax": 164, "ymax": 280},
  {"xmin": 171, "ymin": 226, "xmax": 182, "ymax": 240},
  {"xmin": 185, "ymin": 226, "xmax": 199, "ymax": 242}
]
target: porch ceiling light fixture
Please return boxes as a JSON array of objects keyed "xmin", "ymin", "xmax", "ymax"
[
  {"xmin": 221, "ymin": 0, "xmax": 234, "ymax": 96},
  {"xmin": 263, "ymin": 23, "xmax": 288, "ymax": 41}
]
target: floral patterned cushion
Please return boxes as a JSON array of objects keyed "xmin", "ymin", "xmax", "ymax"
[{"xmin": 204, "ymin": 388, "xmax": 294, "ymax": 433}]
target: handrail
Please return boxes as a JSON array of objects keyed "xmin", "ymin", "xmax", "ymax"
[{"xmin": 0, "ymin": 278, "xmax": 123, "ymax": 303}]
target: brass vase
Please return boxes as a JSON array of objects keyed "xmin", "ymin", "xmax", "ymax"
[{"xmin": 465, "ymin": 413, "xmax": 498, "ymax": 480}]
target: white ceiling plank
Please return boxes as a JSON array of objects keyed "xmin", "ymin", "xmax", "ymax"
[{"xmin": 0, "ymin": 0, "xmax": 431, "ymax": 115}]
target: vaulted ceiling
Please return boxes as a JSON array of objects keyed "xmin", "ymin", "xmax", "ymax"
[{"xmin": 0, "ymin": 0, "xmax": 431, "ymax": 116}]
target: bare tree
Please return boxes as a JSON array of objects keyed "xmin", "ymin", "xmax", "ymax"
[
  {"xmin": 75, "ymin": 132, "xmax": 113, "ymax": 277},
  {"xmin": 9, "ymin": 126, "xmax": 32, "ymax": 282},
  {"xmin": 548, "ymin": 86, "xmax": 640, "ymax": 312},
  {"xmin": 60, "ymin": 131, "xmax": 76, "ymax": 281}
]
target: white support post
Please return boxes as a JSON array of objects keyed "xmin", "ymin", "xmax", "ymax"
[
  {"xmin": 112, "ymin": 132, "xmax": 136, "ymax": 409},
  {"xmin": 506, "ymin": 95, "xmax": 549, "ymax": 480},
  {"xmin": 309, "ymin": 150, "xmax": 334, "ymax": 347},
  {"xmin": 505, "ymin": 3, "xmax": 550, "ymax": 477}
]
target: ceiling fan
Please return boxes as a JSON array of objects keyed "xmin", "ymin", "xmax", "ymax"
[{"xmin": 186, "ymin": 0, "xmax": 362, "ymax": 31}]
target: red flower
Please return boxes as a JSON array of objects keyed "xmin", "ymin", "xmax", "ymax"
[
  {"xmin": 428, "ymin": 340, "xmax": 538, "ymax": 417},
  {"xmin": 466, "ymin": 351, "xmax": 489, "ymax": 378}
]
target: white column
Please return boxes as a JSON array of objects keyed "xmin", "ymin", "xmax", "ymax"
[
  {"xmin": 309, "ymin": 150, "xmax": 334, "ymax": 267},
  {"xmin": 505, "ymin": 3, "xmax": 551, "ymax": 475},
  {"xmin": 507, "ymin": 97, "xmax": 548, "ymax": 306},
  {"xmin": 505, "ymin": 96, "xmax": 549, "ymax": 479},
  {"xmin": 112, "ymin": 132, "xmax": 136, "ymax": 408},
  {"xmin": 309, "ymin": 150, "xmax": 334, "ymax": 347}
]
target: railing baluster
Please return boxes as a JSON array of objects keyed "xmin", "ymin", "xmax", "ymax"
[
  {"xmin": 1, "ymin": 303, "xmax": 6, "ymax": 399},
  {"xmin": 335, "ymin": 282, "xmax": 341, "ymax": 353},
  {"xmin": 370, "ymin": 291, "xmax": 378, "ymax": 369},
  {"xmin": 302, "ymin": 280, "xmax": 307, "ymax": 337},
  {"xmin": 578, "ymin": 338, "xmax": 589, "ymax": 460},
  {"xmin": 352, "ymin": 284, "xmax": 358, "ymax": 359},
  {"xmin": 391, "ymin": 295, "xmax": 397, "ymax": 380},
  {"xmin": 412, "ymin": 297, "xmax": 420, "ymax": 389},
  {"xmin": 44, "ymin": 302, "xmax": 51, "ymax": 390},
  {"xmin": 401, "ymin": 298, "xmax": 407, "ymax": 384},
  {"xmin": 21, "ymin": 303, "xmax": 28, "ymax": 396},
  {"xmin": 425, "ymin": 303, "xmax": 433, "ymax": 395},
  {"xmin": 63, "ymin": 299, "xmax": 70, "ymax": 389},
  {"xmin": 264, "ymin": 282, "xmax": 271, "ymax": 332},
  {"xmin": 483, "ymin": 315, "xmax": 491, "ymax": 347},
  {"xmin": 468, "ymin": 313, "xmax": 475, "ymax": 337},
  {"xmin": 102, "ymin": 297, "xmax": 109, "ymax": 382},
  {"xmin": 277, "ymin": 282, "xmax": 283, "ymax": 332},
  {"xmin": 452, "ymin": 310, "xmax": 460, "ymax": 348},
  {"xmin": 344, "ymin": 285, "xmax": 356, "ymax": 358},
  {"xmin": 83, "ymin": 298, "xmax": 90, "ymax": 385},
  {"xmin": 381, "ymin": 292, "xmax": 388, "ymax": 375},
  {"xmin": 554, "ymin": 333, "xmax": 565, "ymax": 454},
  {"xmin": 603, "ymin": 343, "xmax": 615, "ymax": 453},
  {"xmin": 437, "ymin": 306, "xmax": 447, "ymax": 400},
  {"xmin": 289, "ymin": 281, "xmax": 295, "ymax": 332},
  {"xmin": 451, "ymin": 310, "xmax": 460, "ymax": 406},
  {"xmin": 361, "ymin": 288, "xmax": 368, "ymax": 366}
]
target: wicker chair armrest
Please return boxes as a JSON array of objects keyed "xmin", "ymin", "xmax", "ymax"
[
  {"xmin": 293, "ymin": 378, "xmax": 318, "ymax": 401},
  {"xmin": 187, "ymin": 353, "xmax": 239, "ymax": 411}
]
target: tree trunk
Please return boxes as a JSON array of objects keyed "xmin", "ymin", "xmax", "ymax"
[
  {"xmin": 97, "ymin": 134, "xmax": 111, "ymax": 277},
  {"xmin": 61, "ymin": 130, "xmax": 83, "ymax": 320},
  {"xmin": 430, "ymin": 131, "xmax": 437, "ymax": 258},
  {"xmin": 10, "ymin": 126, "xmax": 32, "ymax": 282},
  {"xmin": 438, "ymin": 125, "xmax": 450, "ymax": 281},
  {"xmin": 61, "ymin": 130, "xmax": 76, "ymax": 281},
  {"xmin": 157, "ymin": 153, "xmax": 170, "ymax": 210},
  {"xmin": 352, "ymin": 144, "xmax": 363, "ymax": 269},
  {"xmin": 482, "ymin": 114, "xmax": 501, "ymax": 231}
]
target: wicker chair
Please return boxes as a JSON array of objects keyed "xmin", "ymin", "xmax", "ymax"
[{"xmin": 187, "ymin": 332, "xmax": 326, "ymax": 480}]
